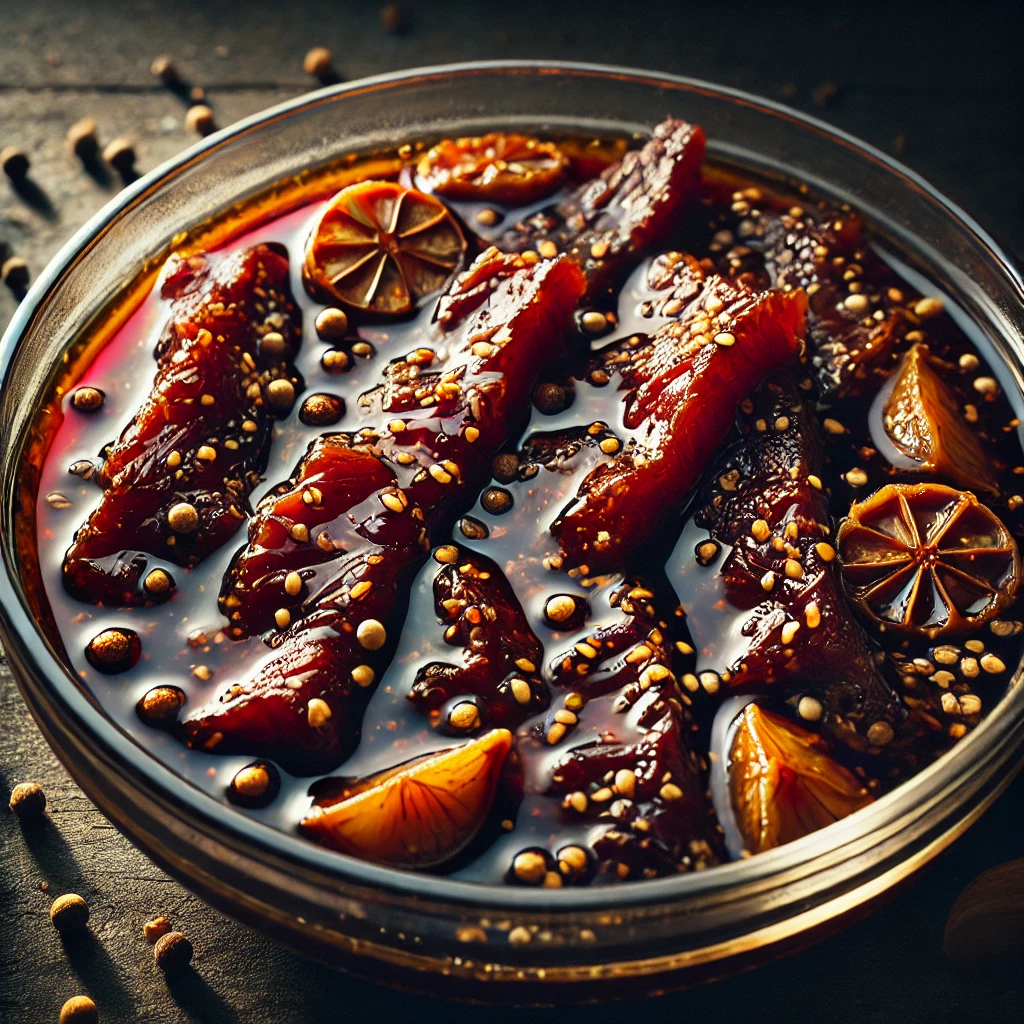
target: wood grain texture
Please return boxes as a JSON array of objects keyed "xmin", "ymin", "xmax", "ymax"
[{"xmin": 2, "ymin": 2, "xmax": 1023, "ymax": 1021}]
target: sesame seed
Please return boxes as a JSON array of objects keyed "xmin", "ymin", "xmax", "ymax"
[
  {"xmin": 307, "ymin": 698, "xmax": 331, "ymax": 727},
  {"xmin": 805, "ymin": 602, "xmax": 821, "ymax": 628},
  {"xmin": 959, "ymin": 694, "xmax": 982, "ymax": 715},
  {"xmin": 356, "ymin": 619, "xmax": 387, "ymax": 650},
  {"xmin": 913, "ymin": 297, "xmax": 944, "ymax": 319},
  {"xmin": 781, "ymin": 621, "xmax": 801, "ymax": 645},
  {"xmin": 713, "ymin": 332, "xmax": 736, "ymax": 347},
  {"xmin": 797, "ymin": 695, "xmax": 823, "ymax": 721},
  {"xmin": 546, "ymin": 722, "xmax": 567, "ymax": 745},
  {"xmin": 973, "ymin": 376, "xmax": 999, "ymax": 396},
  {"xmin": 351, "ymin": 665, "xmax": 375, "ymax": 688},
  {"xmin": 510, "ymin": 678, "xmax": 532, "ymax": 705},
  {"xmin": 659, "ymin": 783, "xmax": 683, "ymax": 801},
  {"xmin": 554, "ymin": 709, "xmax": 577, "ymax": 726},
  {"xmin": 844, "ymin": 294, "xmax": 869, "ymax": 314},
  {"xmin": 699, "ymin": 671, "xmax": 720, "ymax": 695},
  {"xmin": 846, "ymin": 467, "xmax": 868, "ymax": 487},
  {"xmin": 545, "ymin": 594, "xmax": 577, "ymax": 624},
  {"xmin": 761, "ymin": 570, "xmax": 776, "ymax": 592},
  {"xmin": 815, "ymin": 542, "xmax": 836, "ymax": 562},
  {"xmin": 434, "ymin": 545, "xmax": 459, "ymax": 564},
  {"xmin": 823, "ymin": 418, "xmax": 846, "ymax": 435},
  {"xmin": 958, "ymin": 353, "xmax": 980, "ymax": 371},
  {"xmin": 980, "ymin": 653, "xmax": 1006, "ymax": 674}
]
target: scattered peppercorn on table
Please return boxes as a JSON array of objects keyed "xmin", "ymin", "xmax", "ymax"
[{"xmin": 1, "ymin": 1, "xmax": 1022, "ymax": 1021}]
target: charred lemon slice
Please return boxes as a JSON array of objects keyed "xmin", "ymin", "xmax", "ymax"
[
  {"xmin": 729, "ymin": 703, "xmax": 873, "ymax": 854},
  {"xmin": 417, "ymin": 132, "xmax": 568, "ymax": 206},
  {"xmin": 300, "ymin": 729, "xmax": 512, "ymax": 867},
  {"xmin": 881, "ymin": 344, "xmax": 998, "ymax": 495},
  {"xmin": 837, "ymin": 483, "xmax": 1020, "ymax": 638},
  {"xmin": 303, "ymin": 180, "xmax": 466, "ymax": 316}
]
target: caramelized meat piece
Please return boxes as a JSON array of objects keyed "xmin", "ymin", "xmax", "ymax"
[
  {"xmin": 407, "ymin": 548, "xmax": 548, "ymax": 728},
  {"xmin": 728, "ymin": 703, "xmax": 874, "ymax": 855},
  {"xmin": 757, "ymin": 208, "xmax": 912, "ymax": 399},
  {"xmin": 301, "ymin": 729, "xmax": 513, "ymax": 865},
  {"xmin": 685, "ymin": 371, "xmax": 906, "ymax": 749},
  {"xmin": 838, "ymin": 483, "xmax": 1020, "ymax": 638},
  {"xmin": 498, "ymin": 117, "xmax": 706, "ymax": 298},
  {"xmin": 62, "ymin": 244, "xmax": 301, "ymax": 606},
  {"xmin": 182, "ymin": 250, "xmax": 585, "ymax": 773},
  {"xmin": 880, "ymin": 343, "xmax": 998, "ymax": 495},
  {"xmin": 547, "ymin": 688, "xmax": 722, "ymax": 880},
  {"xmin": 553, "ymin": 263, "xmax": 807, "ymax": 572}
]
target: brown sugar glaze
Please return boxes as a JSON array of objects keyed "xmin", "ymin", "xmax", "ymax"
[{"xmin": 35, "ymin": 124, "xmax": 1024, "ymax": 884}]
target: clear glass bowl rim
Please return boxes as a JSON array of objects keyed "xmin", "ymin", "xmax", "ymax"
[{"xmin": 1, "ymin": 59, "xmax": 1022, "ymax": 928}]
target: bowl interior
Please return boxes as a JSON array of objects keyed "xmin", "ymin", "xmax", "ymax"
[{"xmin": 2, "ymin": 62, "xmax": 1024, "ymax": 917}]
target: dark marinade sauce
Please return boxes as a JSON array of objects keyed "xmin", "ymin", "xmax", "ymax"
[{"xmin": 37, "ymin": 124, "xmax": 1024, "ymax": 885}]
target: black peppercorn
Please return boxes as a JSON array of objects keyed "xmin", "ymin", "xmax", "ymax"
[
  {"xmin": 50, "ymin": 893, "xmax": 90, "ymax": 934},
  {"xmin": 533, "ymin": 382, "xmax": 568, "ymax": 414},
  {"xmin": 491, "ymin": 454, "xmax": 519, "ymax": 484},
  {"xmin": 154, "ymin": 931, "xmax": 194, "ymax": 973},
  {"xmin": 8, "ymin": 781, "xmax": 46, "ymax": 819}
]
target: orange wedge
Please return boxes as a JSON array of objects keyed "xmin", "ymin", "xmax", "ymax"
[
  {"xmin": 729, "ymin": 704, "xmax": 873, "ymax": 855},
  {"xmin": 300, "ymin": 729, "xmax": 512, "ymax": 867}
]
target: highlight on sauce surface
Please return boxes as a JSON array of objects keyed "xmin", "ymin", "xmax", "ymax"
[{"xmin": 35, "ymin": 116, "xmax": 1024, "ymax": 887}]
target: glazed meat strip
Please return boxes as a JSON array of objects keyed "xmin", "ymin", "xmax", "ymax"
[
  {"xmin": 62, "ymin": 244, "xmax": 302, "ymax": 607},
  {"xmin": 181, "ymin": 250, "xmax": 585, "ymax": 774},
  {"xmin": 552, "ymin": 254, "xmax": 808, "ymax": 573},
  {"xmin": 682, "ymin": 370, "xmax": 906, "ymax": 750},
  {"xmin": 498, "ymin": 117, "xmax": 706, "ymax": 300},
  {"xmin": 706, "ymin": 185, "xmax": 921, "ymax": 400},
  {"xmin": 406, "ymin": 547, "xmax": 550, "ymax": 730},
  {"xmin": 219, "ymin": 249, "xmax": 585, "ymax": 639}
]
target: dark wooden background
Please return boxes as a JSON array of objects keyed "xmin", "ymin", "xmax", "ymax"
[{"xmin": 2, "ymin": 2, "xmax": 1022, "ymax": 1021}]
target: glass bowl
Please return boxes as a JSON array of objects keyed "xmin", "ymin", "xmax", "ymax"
[{"xmin": 2, "ymin": 61, "xmax": 1023, "ymax": 1001}]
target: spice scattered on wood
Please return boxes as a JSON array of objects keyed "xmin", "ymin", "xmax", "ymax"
[
  {"xmin": 150, "ymin": 54, "xmax": 179, "ymax": 84},
  {"xmin": 67, "ymin": 118, "xmax": 99, "ymax": 160},
  {"xmin": 8, "ymin": 781, "xmax": 46, "ymax": 819},
  {"xmin": 303, "ymin": 46, "xmax": 336, "ymax": 82},
  {"xmin": 102, "ymin": 137, "xmax": 135, "ymax": 173},
  {"xmin": 143, "ymin": 915, "xmax": 172, "ymax": 944},
  {"xmin": 184, "ymin": 105, "xmax": 215, "ymax": 137},
  {"xmin": 1, "ymin": 145, "xmax": 30, "ymax": 179},
  {"xmin": 2, "ymin": 256, "xmax": 30, "ymax": 292},
  {"xmin": 154, "ymin": 930, "xmax": 194, "ymax": 973},
  {"xmin": 50, "ymin": 893, "xmax": 90, "ymax": 934},
  {"xmin": 59, "ymin": 995, "xmax": 98, "ymax": 1024}
]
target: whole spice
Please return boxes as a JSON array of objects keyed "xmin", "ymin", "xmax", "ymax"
[
  {"xmin": 50, "ymin": 893, "xmax": 90, "ymax": 934},
  {"xmin": 2, "ymin": 256, "xmax": 30, "ymax": 292},
  {"xmin": 8, "ymin": 781, "xmax": 46, "ymax": 819},
  {"xmin": 150, "ymin": 54, "xmax": 179, "ymax": 84},
  {"xmin": 102, "ymin": 137, "xmax": 136, "ymax": 173},
  {"xmin": 71, "ymin": 386, "xmax": 105, "ymax": 412},
  {"xmin": 154, "ymin": 931, "xmax": 194, "ymax": 973},
  {"xmin": 299, "ymin": 393, "xmax": 345, "ymax": 426},
  {"xmin": 314, "ymin": 307, "xmax": 349, "ymax": 340},
  {"xmin": 302, "ymin": 46, "xmax": 335, "ymax": 81},
  {"xmin": 1, "ymin": 145, "xmax": 30, "ymax": 179},
  {"xmin": 85, "ymin": 628, "xmax": 141, "ymax": 674},
  {"xmin": 184, "ymin": 105, "xmax": 215, "ymax": 137},
  {"xmin": 135, "ymin": 686, "xmax": 186, "ymax": 727},
  {"xmin": 59, "ymin": 996, "xmax": 98, "ymax": 1024},
  {"xmin": 228, "ymin": 762, "xmax": 280, "ymax": 808},
  {"xmin": 144, "ymin": 915, "xmax": 172, "ymax": 944},
  {"xmin": 67, "ymin": 118, "xmax": 99, "ymax": 160}
]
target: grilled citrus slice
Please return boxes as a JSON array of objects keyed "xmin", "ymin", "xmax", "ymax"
[
  {"xmin": 417, "ymin": 132, "xmax": 568, "ymax": 205},
  {"xmin": 837, "ymin": 483, "xmax": 1020, "ymax": 638},
  {"xmin": 300, "ymin": 729, "xmax": 512, "ymax": 866},
  {"xmin": 882, "ymin": 344, "xmax": 998, "ymax": 495},
  {"xmin": 729, "ymin": 704, "xmax": 873, "ymax": 854},
  {"xmin": 303, "ymin": 180, "xmax": 466, "ymax": 315}
]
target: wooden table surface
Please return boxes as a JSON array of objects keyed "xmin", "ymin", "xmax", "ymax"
[{"xmin": 2, "ymin": 2, "xmax": 1022, "ymax": 1021}]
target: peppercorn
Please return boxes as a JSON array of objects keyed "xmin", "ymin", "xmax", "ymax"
[
  {"xmin": 102, "ymin": 137, "xmax": 135, "ymax": 173},
  {"xmin": 1, "ymin": 145, "xmax": 30, "ymax": 179},
  {"xmin": 59, "ymin": 995, "xmax": 98, "ymax": 1024},
  {"xmin": 299, "ymin": 393, "xmax": 345, "ymax": 426},
  {"xmin": 50, "ymin": 893, "xmax": 90, "ymax": 934},
  {"xmin": 85, "ymin": 628, "xmax": 141, "ymax": 674},
  {"xmin": 303, "ymin": 46, "xmax": 335, "ymax": 81},
  {"xmin": 67, "ymin": 118, "xmax": 99, "ymax": 160},
  {"xmin": 491, "ymin": 454, "xmax": 519, "ymax": 483},
  {"xmin": 135, "ymin": 686, "xmax": 186, "ymax": 728},
  {"xmin": 227, "ymin": 761, "xmax": 280, "ymax": 808},
  {"xmin": 71, "ymin": 386, "xmax": 104, "ymax": 412},
  {"xmin": 314, "ymin": 307, "xmax": 349, "ymax": 341},
  {"xmin": 8, "ymin": 781, "xmax": 46, "ymax": 819},
  {"xmin": 150, "ymin": 54, "xmax": 179, "ymax": 84},
  {"xmin": 154, "ymin": 931, "xmax": 193, "ymax": 973},
  {"xmin": 184, "ymin": 105, "xmax": 215, "ymax": 137},
  {"xmin": 534, "ymin": 382, "xmax": 568, "ymax": 414},
  {"xmin": 144, "ymin": 915, "xmax": 172, "ymax": 944},
  {"xmin": 142, "ymin": 567, "xmax": 174, "ymax": 598},
  {"xmin": 2, "ymin": 256, "xmax": 30, "ymax": 292},
  {"xmin": 481, "ymin": 487, "xmax": 513, "ymax": 515},
  {"xmin": 265, "ymin": 378, "xmax": 296, "ymax": 414},
  {"xmin": 167, "ymin": 501, "xmax": 199, "ymax": 534},
  {"xmin": 258, "ymin": 330, "xmax": 289, "ymax": 360},
  {"xmin": 380, "ymin": 3, "xmax": 407, "ymax": 33}
]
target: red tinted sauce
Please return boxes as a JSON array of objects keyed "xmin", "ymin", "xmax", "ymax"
[{"xmin": 36, "ymin": 122, "xmax": 1024, "ymax": 884}]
